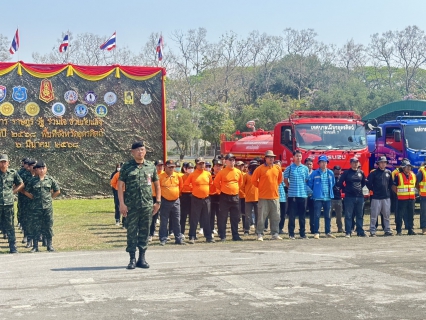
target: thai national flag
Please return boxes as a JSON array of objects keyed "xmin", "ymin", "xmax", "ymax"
[
  {"xmin": 59, "ymin": 34, "xmax": 69, "ymax": 52},
  {"xmin": 9, "ymin": 29, "xmax": 19, "ymax": 54},
  {"xmin": 156, "ymin": 36, "xmax": 163, "ymax": 61},
  {"xmin": 100, "ymin": 32, "xmax": 116, "ymax": 51}
]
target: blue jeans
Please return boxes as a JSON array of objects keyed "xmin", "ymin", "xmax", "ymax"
[
  {"xmin": 344, "ymin": 197, "xmax": 365, "ymax": 236},
  {"xmin": 313, "ymin": 200, "xmax": 331, "ymax": 235},
  {"xmin": 420, "ymin": 197, "xmax": 426, "ymax": 229}
]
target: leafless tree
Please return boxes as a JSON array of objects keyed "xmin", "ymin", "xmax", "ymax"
[{"xmin": 0, "ymin": 34, "xmax": 11, "ymax": 62}]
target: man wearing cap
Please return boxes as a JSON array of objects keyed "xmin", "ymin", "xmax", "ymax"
[
  {"xmin": 158, "ymin": 160, "xmax": 185, "ymax": 245},
  {"xmin": 366, "ymin": 156, "xmax": 394, "ymax": 236},
  {"xmin": 337, "ymin": 157, "xmax": 368, "ymax": 237},
  {"xmin": 252, "ymin": 150, "xmax": 283, "ymax": 240},
  {"xmin": 184, "ymin": 157, "xmax": 215, "ymax": 244},
  {"xmin": 209, "ymin": 159, "xmax": 223, "ymax": 235},
  {"xmin": 416, "ymin": 161, "xmax": 426, "ymax": 235},
  {"xmin": 18, "ymin": 159, "xmax": 36, "ymax": 247},
  {"xmin": 118, "ymin": 141, "xmax": 160, "ymax": 269},
  {"xmin": 307, "ymin": 155, "xmax": 336, "ymax": 239},
  {"xmin": 180, "ymin": 162, "xmax": 194, "ymax": 237},
  {"xmin": 392, "ymin": 160, "xmax": 417, "ymax": 235},
  {"xmin": 235, "ymin": 161, "xmax": 246, "ymax": 232},
  {"xmin": 331, "ymin": 165, "xmax": 344, "ymax": 233},
  {"xmin": 23, "ymin": 161, "xmax": 60, "ymax": 252},
  {"xmin": 16, "ymin": 158, "xmax": 28, "ymax": 232},
  {"xmin": 214, "ymin": 153, "xmax": 244, "ymax": 241},
  {"xmin": 0, "ymin": 154, "xmax": 24, "ymax": 253},
  {"xmin": 242, "ymin": 160, "xmax": 259, "ymax": 235},
  {"xmin": 148, "ymin": 160, "xmax": 164, "ymax": 241}
]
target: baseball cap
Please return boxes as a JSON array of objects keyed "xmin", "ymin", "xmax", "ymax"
[
  {"xmin": 195, "ymin": 157, "xmax": 205, "ymax": 164},
  {"xmin": 350, "ymin": 157, "xmax": 359, "ymax": 163},
  {"xmin": 186, "ymin": 162, "xmax": 195, "ymax": 168},
  {"xmin": 155, "ymin": 160, "xmax": 164, "ymax": 166},
  {"xmin": 333, "ymin": 165, "xmax": 341, "ymax": 170},
  {"xmin": 213, "ymin": 159, "xmax": 223, "ymax": 166},
  {"xmin": 376, "ymin": 156, "xmax": 388, "ymax": 164},
  {"xmin": 236, "ymin": 161, "xmax": 244, "ymax": 166},
  {"xmin": 165, "ymin": 160, "xmax": 177, "ymax": 167},
  {"xmin": 0, "ymin": 154, "xmax": 9, "ymax": 162},
  {"xmin": 205, "ymin": 161, "xmax": 212, "ymax": 166},
  {"xmin": 224, "ymin": 153, "xmax": 236, "ymax": 160},
  {"xmin": 317, "ymin": 155, "xmax": 329, "ymax": 163}
]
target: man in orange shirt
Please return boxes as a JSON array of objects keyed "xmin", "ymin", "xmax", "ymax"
[
  {"xmin": 242, "ymin": 160, "xmax": 260, "ymax": 235},
  {"xmin": 209, "ymin": 159, "xmax": 223, "ymax": 234},
  {"xmin": 251, "ymin": 150, "xmax": 283, "ymax": 241},
  {"xmin": 214, "ymin": 153, "xmax": 244, "ymax": 241},
  {"xmin": 158, "ymin": 160, "xmax": 186, "ymax": 246},
  {"xmin": 184, "ymin": 157, "xmax": 215, "ymax": 244},
  {"xmin": 180, "ymin": 162, "xmax": 194, "ymax": 237},
  {"xmin": 236, "ymin": 161, "xmax": 246, "ymax": 232}
]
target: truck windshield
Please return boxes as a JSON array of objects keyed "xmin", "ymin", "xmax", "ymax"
[
  {"xmin": 294, "ymin": 123, "xmax": 367, "ymax": 150},
  {"xmin": 404, "ymin": 124, "xmax": 426, "ymax": 150}
]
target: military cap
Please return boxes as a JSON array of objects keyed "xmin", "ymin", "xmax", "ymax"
[
  {"xmin": 131, "ymin": 141, "xmax": 145, "ymax": 149},
  {"xmin": 0, "ymin": 154, "xmax": 9, "ymax": 162},
  {"xmin": 33, "ymin": 161, "xmax": 46, "ymax": 169},
  {"xmin": 27, "ymin": 159, "xmax": 37, "ymax": 166}
]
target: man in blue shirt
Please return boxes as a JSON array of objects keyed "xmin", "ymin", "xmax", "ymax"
[
  {"xmin": 284, "ymin": 150, "xmax": 310, "ymax": 239},
  {"xmin": 307, "ymin": 155, "xmax": 336, "ymax": 239}
]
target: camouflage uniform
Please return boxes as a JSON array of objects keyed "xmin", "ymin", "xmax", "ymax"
[
  {"xmin": 18, "ymin": 169, "xmax": 33, "ymax": 240},
  {"xmin": 25, "ymin": 175, "xmax": 60, "ymax": 245},
  {"xmin": 119, "ymin": 159, "xmax": 158, "ymax": 253},
  {"xmin": 0, "ymin": 169, "xmax": 23, "ymax": 246}
]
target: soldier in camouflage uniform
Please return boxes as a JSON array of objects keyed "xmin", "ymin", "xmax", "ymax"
[
  {"xmin": 16, "ymin": 157, "xmax": 27, "ymax": 230},
  {"xmin": 18, "ymin": 158, "xmax": 36, "ymax": 247},
  {"xmin": 118, "ymin": 141, "xmax": 161, "ymax": 269},
  {"xmin": 23, "ymin": 161, "xmax": 60, "ymax": 252},
  {"xmin": 0, "ymin": 154, "xmax": 24, "ymax": 253}
]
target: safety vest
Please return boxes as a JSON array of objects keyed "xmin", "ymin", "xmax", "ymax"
[
  {"xmin": 419, "ymin": 166, "xmax": 426, "ymax": 197},
  {"xmin": 397, "ymin": 172, "xmax": 416, "ymax": 200}
]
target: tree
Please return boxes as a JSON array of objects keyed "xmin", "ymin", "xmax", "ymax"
[{"xmin": 0, "ymin": 34, "xmax": 11, "ymax": 62}]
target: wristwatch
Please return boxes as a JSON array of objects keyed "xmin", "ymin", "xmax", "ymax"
[{"xmin": 155, "ymin": 201, "xmax": 161, "ymax": 205}]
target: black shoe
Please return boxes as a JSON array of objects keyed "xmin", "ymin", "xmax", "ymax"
[
  {"xmin": 175, "ymin": 241, "xmax": 187, "ymax": 245},
  {"xmin": 206, "ymin": 238, "xmax": 216, "ymax": 243},
  {"xmin": 47, "ymin": 240, "xmax": 55, "ymax": 252},
  {"xmin": 30, "ymin": 240, "xmax": 39, "ymax": 253},
  {"xmin": 127, "ymin": 258, "xmax": 136, "ymax": 269},
  {"xmin": 220, "ymin": 238, "xmax": 226, "ymax": 242},
  {"xmin": 384, "ymin": 232, "xmax": 394, "ymax": 236},
  {"xmin": 159, "ymin": 241, "xmax": 166, "ymax": 246},
  {"xmin": 408, "ymin": 230, "xmax": 417, "ymax": 235},
  {"xmin": 25, "ymin": 239, "xmax": 32, "ymax": 248},
  {"xmin": 232, "ymin": 237, "xmax": 243, "ymax": 241},
  {"xmin": 136, "ymin": 252, "xmax": 150, "ymax": 269},
  {"xmin": 9, "ymin": 243, "xmax": 18, "ymax": 254},
  {"xmin": 358, "ymin": 233, "xmax": 369, "ymax": 237}
]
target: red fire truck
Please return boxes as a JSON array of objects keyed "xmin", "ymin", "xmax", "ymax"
[{"xmin": 220, "ymin": 111, "xmax": 370, "ymax": 172}]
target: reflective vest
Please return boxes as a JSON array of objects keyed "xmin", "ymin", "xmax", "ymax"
[
  {"xmin": 419, "ymin": 167, "xmax": 426, "ymax": 197},
  {"xmin": 396, "ymin": 172, "xmax": 416, "ymax": 200}
]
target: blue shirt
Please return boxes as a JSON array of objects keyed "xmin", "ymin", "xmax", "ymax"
[
  {"xmin": 278, "ymin": 172, "xmax": 286, "ymax": 202},
  {"xmin": 284, "ymin": 163, "xmax": 309, "ymax": 198},
  {"xmin": 320, "ymin": 170, "xmax": 331, "ymax": 201},
  {"xmin": 307, "ymin": 168, "xmax": 335, "ymax": 200}
]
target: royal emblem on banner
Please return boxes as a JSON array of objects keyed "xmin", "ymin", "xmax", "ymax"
[
  {"xmin": 95, "ymin": 104, "xmax": 108, "ymax": 117},
  {"xmin": 25, "ymin": 102, "xmax": 40, "ymax": 117},
  {"xmin": 39, "ymin": 79, "xmax": 54, "ymax": 103},
  {"xmin": 85, "ymin": 91, "xmax": 97, "ymax": 105},
  {"xmin": 64, "ymin": 90, "xmax": 78, "ymax": 104},
  {"xmin": 140, "ymin": 91, "xmax": 152, "ymax": 105},
  {"xmin": 124, "ymin": 91, "xmax": 134, "ymax": 105},
  {"xmin": 104, "ymin": 92, "xmax": 117, "ymax": 106},
  {"xmin": 74, "ymin": 104, "xmax": 88, "ymax": 117},
  {"xmin": 12, "ymin": 86, "xmax": 28, "ymax": 103},
  {"xmin": 0, "ymin": 102, "xmax": 14, "ymax": 116},
  {"xmin": 0, "ymin": 86, "xmax": 6, "ymax": 103},
  {"xmin": 52, "ymin": 102, "xmax": 66, "ymax": 117}
]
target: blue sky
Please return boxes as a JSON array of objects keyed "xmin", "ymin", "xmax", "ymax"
[{"xmin": 3, "ymin": 0, "xmax": 426, "ymax": 63}]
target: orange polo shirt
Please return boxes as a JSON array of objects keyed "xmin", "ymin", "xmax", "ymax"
[
  {"xmin": 251, "ymin": 164, "xmax": 282, "ymax": 199},
  {"xmin": 209, "ymin": 172, "xmax": 221, "ymax": 196},
  {"xmin": 214, "ymin": 167, "xmax": 243, "ymax": 196},
  {"xmin": 184, "ymin": 169, "xmax": 212, "ymax": 199},
  {"xmin": 151, "ymin": 170, "xmax": 164, "ymax": 197},
  {"xmin": 110, "ymin": 171, "xmax": 120, "ymax": 190},
  {"xmin": 239, "ymin": 170, "xmax": 246, "ymax": 199},
  {"xmin": 159, "ymin": 171, "xmax": 183, "ymax": 201},
  {"xmin": 181, "ymin": 173, "xmax": 192, "ymax": 193},
  {"xmin": 242, "ymin": 172, "xmax": 258, "ymax": 202}
]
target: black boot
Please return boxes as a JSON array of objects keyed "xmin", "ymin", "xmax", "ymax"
[
  {"xmin": 25, "ymin": 238, "xmax": 32, "ymax": 248},
  {"xmin": 42, "ymin": 237, "xmax": 47, "ymax": 247},
  {"xmin": 47, "ymin": 239, "xmax": 55, "ymax": 252},
  {"xmin": 9, "ymin": 242, "xmax": 18, "ymax": 254},
  {"xmin": 126, "ymin": 252, "xmax": 136, "ymax": 269},
  {"xmin": 31, "ymin": 239, "xmax": 39, "ymax": 253},
  {"xmin": 136, "ymin": 251, "xmax": 150, "ymax": 268}
]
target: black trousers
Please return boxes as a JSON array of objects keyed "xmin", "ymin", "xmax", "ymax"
[
  {"xmin": 180, "ymin": 193, "xmax": 192, "ymax": 235},
  {"xmin": 149, "ymin": 197, "xmax": 158, "ymax": 236},
  {"xmin": 396, "ymin": 199, "xmax": 415, "ymax": 233},
  {"xmin": 218, "ymin": 193, "xmax": 240, "ymax": 240},
  {"xmin": 210, "ymin": 194, "xmax": 220, "ymax": 231},
  {"xmin": 288, "ymin": 197, "xmax": 307, "ymax": 237},
  {"xmin": 189, "ymin": 196, "xmax": 212, "ymax": 240}
]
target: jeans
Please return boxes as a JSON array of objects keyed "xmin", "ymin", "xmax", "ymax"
[
  {"xmin": 331, "ymin": 199, "xmax": 343, "ymax": 231},
  {"xmin": 344, "ymin": 197, "xmax": 365, "ymax": 236},
  {"xmin": 420, "ymin": 197, "xmax": 426, "ymax": 229},
  {"xmin": 313, "ymin": 200, "xmax": 331, "ymax": 235},
  {"xmin": 307, "ymin": 197, "xmax": 315, "ymax": 234},
  {"xmin": 288, "ymin": 197, "xmax": 307, "ymax": 237},
  {"xmin": 279, "ymin": 201, "xmax": 287, "ymax": 231},
  {"xmin": 180, "ymin": 193, "xmax": 192, "ymax": 235}
]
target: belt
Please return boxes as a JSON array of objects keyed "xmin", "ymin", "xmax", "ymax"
[{"xmin": 192, "ymin": 195, "xmax": 209, "ymax": 200}]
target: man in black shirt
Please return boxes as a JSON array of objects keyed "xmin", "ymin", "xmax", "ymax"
[
  {"xmin": 366, "ymin": 156, "xmax": 394, "ymax": 237},
  {"xmin": 331, "ymin": 165, "xmax": 343, "ymax": 233},
  {"xmin": 337, "ymin": 157, "xmax": 368, "ymax": 237}
]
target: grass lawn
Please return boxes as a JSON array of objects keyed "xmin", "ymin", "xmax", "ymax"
[{"xmin": 0, "ymin": 198, "xmax": 422, "ymax": 254}]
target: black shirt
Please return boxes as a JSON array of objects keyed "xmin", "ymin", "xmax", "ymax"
[
  {"xmin": 366, "ymin": 168, "xmax": 393, "ymax": 199},
  {"xmin": 337, "ymin": 169, "xmax": 366, "ymax": 197},
  {"xmin": 333, "ymin": 175, "xmax": 342, "ymax": 200}
]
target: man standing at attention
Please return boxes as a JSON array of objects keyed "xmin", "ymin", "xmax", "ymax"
[
  {"xmin": 0, "ymin": 154, "xmax": 24, "ymax": 253},
  {"xmin": 284, "ymin": 150, "xmax": 310, "ymax": 240},
  {"xmin": 366, "ymin": 156, "xmax": 394, "ymax": 237},
  {"xmin": 252, "ymin": 150, "xmax": 283, "ymax": 241},
  {"xmin": 118, "ymin": 141, "xmax": 161, "ymax": 269},
  {"xmin": 214, "ymin": 153, "xmax": 244, "ymax": 241}
]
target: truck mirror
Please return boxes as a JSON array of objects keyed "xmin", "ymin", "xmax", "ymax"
[
  {"xmin": 394, "ymin": 130, "xmax": 401, "ymax": 142},
  {"xmin": 376, "ymin": 127, "xmax": 382, "ymax": 138},
  {"xmin": 284, "ymin": 129, "xmax": 291, "ymax": 142}
]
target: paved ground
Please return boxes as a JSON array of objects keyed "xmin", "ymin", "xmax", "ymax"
[{"xmin": 2, "ymin": 235, "xmax": 426, "ymax": 320}]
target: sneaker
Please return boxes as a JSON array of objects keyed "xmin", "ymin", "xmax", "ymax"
[
  {"xmin": 289, "ymin": 235, "xmax": 296, "ymax": 240},
  {"xmin": 314, "ymin": 233, "xmax": 320, "ymax": 239},
  {"xmin": 232, "ymin": 237, "xmax": 243, "ymax": 241},
  {"xmin": 220, "ymin": 238, "xmax": 226, "ymax": 242},
  {"xmin": 206, "ymin": 238, "xmax": 215, "ymax": 243},
  {"xmin": 271, "ymin": 234, "xmax": 282, "ymax": 240},
  {"xmin": 300, "ymin": 235, "xmax": 309, "ymax": 240},
  {"xmin": 160, "ymin": 241, "xmax": 166, "ymax": 246},
  {"xmin": 213, "ymin": 229, "xmax": 218, "ymax": 234},
  {"xmin": 358, "ymin": 233, "xmax": 369, "ymax": 237},
  {"xmin": 370, "ymin": 233, "xmax": 376, "ymax": 237},
  {"xmin": 148, "ymin": 236, "xmax": 153, "ymax": 242},
  {"xmin": 175, "ymin": 241, "xmax": 187, "ymax": 245},
  {"xmin": 337, "ymin": 229, "xmax": 344, "ymax": 233},
  {"xmin": 326, "ymin": 233, "xmax": 336, "ymax": 239},
  {"xmin": 279, "ymin": 230, "xmax": 285, "ymax": 235},
  {"xmin": 115, "ymin": 221, "xmax": 120, "ymax": 226},
  {"xmin": 244, "ymin": 232, "xmax": 249, "ymax": 236},
  {"xmin": 422, "ymin": 228, "xmax": 426, "ymax": 235},
  {"xmin": 408, "ymin": 230, "xmax": 417, "ymax": 235},
  {"xmin": 396, "ymin": 232, "xmax": 402, "ymax": 236},
  {"xmin": 181, "ymin": 234, "xmax": 186, "ymax": 240},
  {"xmin": 188, "ymin": 238, "xmax": 195, "ymax": 244},
  {"xmin": 169, "ymin": 232, "xmax": 174, "ymax": 237},
  {"xmin": 257, "ymin": 234, "xmax": 263, "ymax": 241},
  {"xmin": 345, "ymin": 234, "xmax": 351, "ymax": 238},
  {"xmin": 384, "ymin": 232, "xmax": 394, "ymax": 236},
  {"xmin": 198, "ymin": 228, "xmax": 204, "ymax": 235}
]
